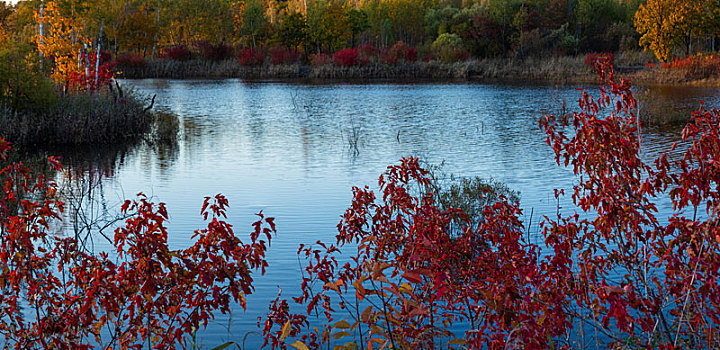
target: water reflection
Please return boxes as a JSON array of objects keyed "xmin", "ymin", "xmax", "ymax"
[
  {"xmin": 41, "ymin": 79, "xmax": 719, "ymax": 347},
  {"xmin": 636, "ymin": 84, "xmax": 720, "ymax": 125}
]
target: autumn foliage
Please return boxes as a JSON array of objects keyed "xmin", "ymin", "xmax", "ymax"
[
  {"xmin": 159, "ymin": 45, "xmax": 192, "ymax": 61},
  {"xmin": 34, "ymin": 1, "xmax": 88, "ymax": 90},
  {"xmin": 662, "ymin": 54, "xmax": 720, "ymax": 79},
  {"xmin": 583, "ymin": 52, "xmax": 615, "ymax": 67},
  {"xmin": 3, "ymin": 50, "xmax": 720, "ymax": 348},
  {"xmin": 195, "ymin": 41, "xmax": 235, "ymax": 61},
  {"xmin": 333, "ymin": 48, "xmax": 359, "ymax": 67},
  {"xmin": 238, "ymin": 48, "xmax": 265, "ymax": 66},
  {"xmin": 383, "ymin": 41, "xmax": 418, "ymax": 64},
  {"xmin": 115, "ymin": 52, "xmax": 147, "ymax": 67},
  {"xmin": 258, "ymin": 56, "xmax": 720, "ymax": 349},
  {"xmin": 269, "ymin": 47, "xmax": 299, "ymax": 65},
  {"xmin": 0, "ymin": 139, "xmax": 275, "ymax": 349}
]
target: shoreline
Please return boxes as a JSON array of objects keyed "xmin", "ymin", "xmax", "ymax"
[{"xmin": 115, "ymin": 56, "xmax": 720, "ymax": 87}]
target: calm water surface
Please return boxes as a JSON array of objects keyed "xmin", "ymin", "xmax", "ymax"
[{"xmin": 62, "ymin": 80, "xmax": 720, "ymax": 347}]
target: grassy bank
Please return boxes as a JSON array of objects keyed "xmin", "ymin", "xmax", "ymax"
[
  {"xmin": 117, "ymin": 53, "xmax": 720, "ymax": 87},
  {"xmin": 116, "ymin": 56, "xmax": 596, "ymax": 82}
]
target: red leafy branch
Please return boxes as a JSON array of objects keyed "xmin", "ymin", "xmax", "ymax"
[{"xmin": 0, "ymin": 139, "xmax": 275, "ymax": 349}]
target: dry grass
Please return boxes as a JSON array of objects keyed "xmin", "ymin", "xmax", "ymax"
[
  {"xmin": 118, "ymin": 56, "xmax": 601, "ymax": 83},
  {"xmin": 116, "ymin": 55, "xmax": 720, "ymax": 87},
  {"xmin": 468, "ymin": 56, "xmax": 594, "ymax": 83},
  {"xmin": 614, "ymin": 50, "xmax": 655, "ymax": 67},
  {"xmin": 117, "ymin": 58, "xmax": 301, "ymax": 79}
]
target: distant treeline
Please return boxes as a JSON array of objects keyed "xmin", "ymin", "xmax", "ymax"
[{"xmin": 0, "ymin": 0, "xmax": 718, "ymax": 63}]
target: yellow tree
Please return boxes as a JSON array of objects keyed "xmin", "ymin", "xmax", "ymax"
[
  {"xmin": 35, "ymin": 0, "xmax": 88, "ymax": 89},
  {"xmin": 634, "ymin": 0, "xmax": 706, "ymax": 62},
  {"xmin": 634, "ymin": 0, "xmax": 676, "ymax": 62},
  {"xmin": 0, "ymin": 27, "xmax": 7, "ymax": 48}
]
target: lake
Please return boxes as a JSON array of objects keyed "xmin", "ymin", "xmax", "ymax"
[{"xmin": 52, "ymin": 79, "xmax": 720, "ymax": 348}]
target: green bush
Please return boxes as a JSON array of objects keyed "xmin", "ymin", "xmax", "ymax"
[
  {"xmin": 0, "ymin": 41, "xmax": 57, "ymax": 112},
  {"xmin": 426, "ymin": 162, "xmax": 520, "ymax": 235},
  {"xmin": 431, "ymin": 33, "xmax": 469, "ymax": 63}
]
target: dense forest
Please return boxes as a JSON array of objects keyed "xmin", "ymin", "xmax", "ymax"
[{"xmin": 1, "ymin": 0, "xmax": 719, "ymax": 65}]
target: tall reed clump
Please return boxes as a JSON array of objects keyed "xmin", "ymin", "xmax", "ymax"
[{"xmin": 1, "ymin": 87, "xmax": 155, "ymax": 146}]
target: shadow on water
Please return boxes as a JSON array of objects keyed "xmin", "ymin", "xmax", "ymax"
[
  {"xmin": 10, "ymin": 131, "xmax": 181, "ymax": 253},
  {"xmin": 15, "ymin": 136, "xmax": 179, "ymax": 180},
  {"xmin": 636, "ymin": 85, "xmax": 720, "ymax": 126}
]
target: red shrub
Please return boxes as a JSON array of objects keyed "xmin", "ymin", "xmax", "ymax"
[
  {"xmin": 68, "ymin": 52, "xmax": 116, "ymax": 91},
  {"xmin": 115, "ymin": 52, "xmax": 146, "ymax": 67},
  {"xmin": 384, "ymin": 41, "xmax": 418, "ymax": 64},
  {"xmin": 238, "ymin": 48, "xmax": 265, "ymax": 66},
  {"xmin": 357, "ymin": 41, "xmax": 380, "ymax": 64},
  {"xmin": 584, "ymin": 52, "xmax": 614, "ymax": 67},
  {"xmin": 260, "ymin": 52, "xmax": 720, "ymax": 350},
  {"xmin": 195, "ymin": 41, "xmax": 235, "ymax": 61},
  {"xmin": 159, "ymin": 45, "xmax": 192, "ymax": 61},
  {"xmin": 405, "ymin": 47, "xmax": 418, "ymax": 62},
  {"xmin": 421, "ymin": 53, "xmax": 434, "ymax": 62},
  {"xmin": 333, "ymin": 48, "xmax": 359, "ymax": 66},
  {"xmin": 0, "ymin": 141, "xmax": 277, "ymax": 349},
  {"xmin": 309, "ymin": 53, "xmax": 331, "ymax": 66},
  {"xmin": 661, "ymin": 54, "xmax": 720, "ymax": 78},
  {"xmin": 455, "ymin": 50, "xmax": 470, "ymax": 61},
  {"xmin": 269, "ymin": 47, "xmax": 299, "ymax": 65},
  {"xmin": 98, "ymin": 49, "xmax": 113, "ymax": 64},
  {"xmin": 662, "ymin": 54, "xmax": 719, "ymax": 69},
  {"xmin": 381, "ymin": 51, "xmax": 397, "ymax": 64}
]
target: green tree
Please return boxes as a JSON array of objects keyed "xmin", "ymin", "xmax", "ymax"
[
  {"xmin": 484, "ymin": 0, "xmax": 516, "ymax": 56},
  {"xmin": 707, "ymin": 0, "xmax": 720, "ymax": 51},
  {"xmin": 0, "ymin": 1, "xmax": 13, "ymax": 26},
  {"xmin": 512, "ymin": 4, "xmax": 528, "ymax": 58},
  {"xmin": 431, "ymin": 32, "xmax": 465, "ymax": 62},
  {"xmin": 279, "ymin": 11, "xmax": 307, "ymax": 50},
  {"xmin": 575, "ymin": 0, "xmax": 624, "ymax": 51},
  {"xmin": 384, "ymin": 0, "xmax": 427, "ymax": 45},
  {"xmin": 0, "ymin": 41, "xmax": 56, "ymax": 112},
  {"xmin": 347, "ymin": 8, "xmax": 369, "ymax": 47},
  {"xmin": 242, "ymin": 0, "xmax": 267, "ymax": 48},
  {"xmin": 306, "ymin": 0, "xmax": 348, "ymax": 52}
]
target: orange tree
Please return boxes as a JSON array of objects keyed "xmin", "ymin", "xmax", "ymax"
[
  {"xmin": 0, "ymin": 139, "xmax": 276, "ymax": 349},
  {"xmin": 34, "ymin": 0, "xmax": 87, "ymax": 90}
]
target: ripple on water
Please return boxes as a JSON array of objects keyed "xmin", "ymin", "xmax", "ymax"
[{"xmin": 75, "ymin": 79, "xmax": 718, "ymax": 347}]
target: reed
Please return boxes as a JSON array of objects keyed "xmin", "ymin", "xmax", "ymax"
[
  {"xmin": 116, "ymin": 54, "xmax": 720, "ymax": 86},
  {"xmin": 117, "ymin": 56, "xmax": 599, "ymax": 82},
  {"xmin": 117, "ymin": 58, "xmax": 302, "ymax": 79},
  {"xmin": 0, "ymin": 87, "xmax": 166, "ymax": 146}
]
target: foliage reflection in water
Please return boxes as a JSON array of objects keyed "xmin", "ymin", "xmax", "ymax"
[{"xmin": 49, "ymin": 80, "xmax": 720, "ymax": 347}]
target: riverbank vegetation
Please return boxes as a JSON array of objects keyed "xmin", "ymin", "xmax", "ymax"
[
  {"xmin": 0, "ymin": 3, "xmax": 176, "ymax": 147},
  {"xmin": 2, "ymin": 0, "xmax": 720, "ymax": 85},
  {"xmin": 116, "ymin": 55, "xmax": 596, "ymax": 81}
]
